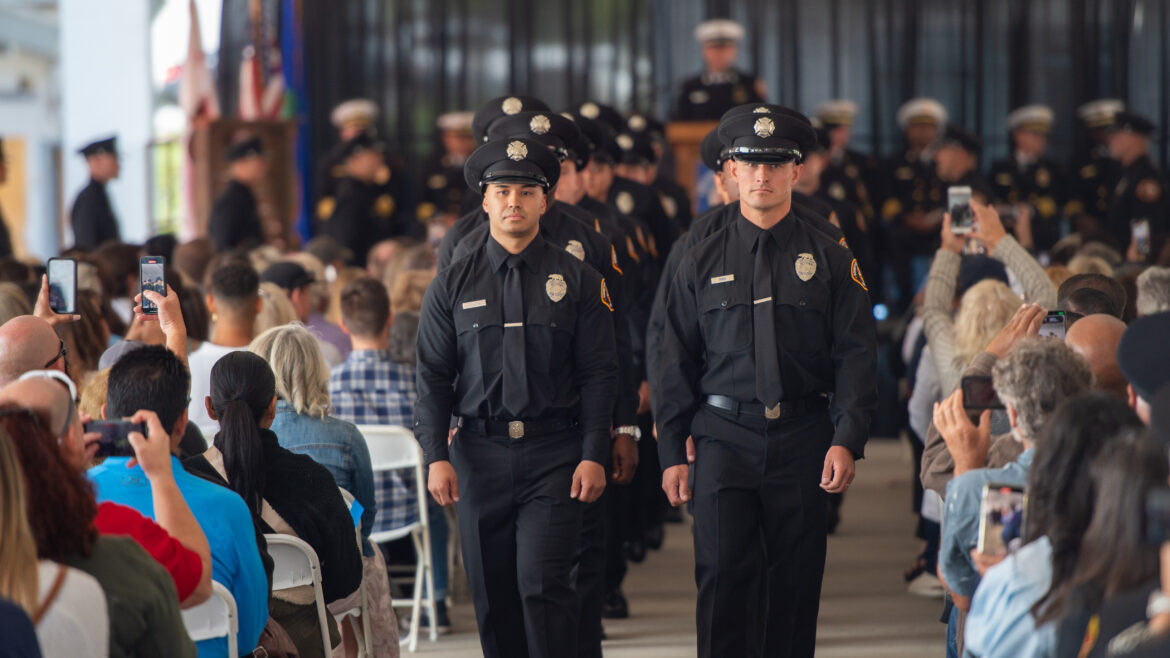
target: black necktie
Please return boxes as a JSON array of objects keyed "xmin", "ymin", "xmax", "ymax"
[
  {"xmin": 753, "ymin": 231, "xmax": 783, "ymax": 407},
  {"xmin": 502, "ymin": 255, "xmax": 529, "ymax": 416}
]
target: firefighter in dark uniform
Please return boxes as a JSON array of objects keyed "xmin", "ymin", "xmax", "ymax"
[
  {"xmin": 814, "ymin": 100, "xmax": 877, "ymax": 221},
  {"xmin": 415, "ymin": 136, "xmax": 618, "ymax": 658},
  {"xmin": 674, "ymin": 19, "xmax": 766, "ymax": 121},
  {"xmin": 0, "ymin": 138, "xmax": 15, "ymax": 258},
  {"xmin": 1068, "ymin": 99, "xmax": 1125, "ymax": 230},
  {"xmin": 1105, "ymin": 111, "xmax": 1168, "ymax": 260},
  {"xmin": 322, "ymin": 134, "xmax": 403, "ymax": 266},
  {"xmin": 70, "ymin": 136, "xmax": 122, "ymax": 250},
  {"xmin": 627, "ymin": 113, "xmax": 695, "ymax": 231},
  {"xmin": 657, "ymin": 107, "xmax": 876, "ymax": 658},
  {"xmin": 208, "ymin": 137, "xmax": 267, "ymax": 253},
  {"xmin": 988, "ymin": 105, "xmax": 1066, "ymax": 252},
  {"xmin": 879, "ymin": 98, "xmax": 946, "ymax": 311},
  {"xmin": 419, "ymin": 111, "xmax": 478, "ymax": 228}
]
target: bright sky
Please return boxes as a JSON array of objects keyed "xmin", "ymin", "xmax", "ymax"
[{"xmin": 150, "ymin": 0, "xmax": 222, "ymax": 88}]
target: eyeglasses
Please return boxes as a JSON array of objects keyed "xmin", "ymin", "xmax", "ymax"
[
  {"xmin": 17, "ymin": 369, "xmax": 78, "ymax": 442},
  {"xmin": 43, "ymin": 338, "xmax": 68, "ymax": 370}
]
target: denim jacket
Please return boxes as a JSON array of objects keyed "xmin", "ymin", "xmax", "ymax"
[{"xmin": 270, "ymin": 400, "xmax": 377, "ymax": 556}]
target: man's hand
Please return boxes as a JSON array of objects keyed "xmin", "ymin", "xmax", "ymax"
[
  {"xmin": 969, "ymin": 200, "xmax": 1007, "ymax": 253},
  {"xmin": 571, "ymin": 460, "xmax": 607, "ymax": 503},
  {"xmin": 134, "ymin": 286, "xmax": 189, "ymax": 363},
  {"xmin": 33, "ymin": 274, "xmax": 81, "ymax": 326},
  {"xmin": 610, "ymin": 434, "xmax": 638, "ymax": 484},
  {"xmin": 940, "ymin": 213, "xmax": 966, "ymax": 254},
  {"xmin": 125, "ymin": 409, "xmax": 174, "ymax": 481},
  {"xmin": 821, "ymin": 446, "xmax": 855, "ymax": 493},
  {"xmin": 428, "ymin": 461, "xmax": 459, "ymax": 506},
  {"xmin": 78, "ymin": 410, "xmax": 101, "ymax": 465},
  {"xmin": 662, "ymin": 464, "xmax": 691, "ymax": 506},
  {"xmin": 934, "ymin": 390, "xmax": 992, "ymax": 476},
  {"xmin": 636, "ymin": 380, "xmax": 652, "ymax": 415},
  {"xmin": 984, "ymin": 303, "xmax": 1046, "ymax": 359}
]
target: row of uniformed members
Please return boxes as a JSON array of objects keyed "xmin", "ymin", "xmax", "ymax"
[
  {"xmin": 71, "ymin": 136, "xmax": 122, "ymax": 251},
  {"xmin": 656, "ymin": 105, "xmax": 877, "ymax": 657},
  {"xmin": 414, "ymin": 136, "xmax": 619, "ymax": 658}
]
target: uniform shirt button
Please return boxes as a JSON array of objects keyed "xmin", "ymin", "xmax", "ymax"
[
  {"xmin": 472, "ymin": 322, "xmax": 479, "ymax": 328},
  {"xmin": 799, "ymin": 300, "xmax": 807, "ymax": 307},
  {"xmin": 551, "ymin": 322, "xmax": 557, "ymax": 328},
  {"xmin": 720, "ymin": 300, "xmax": 728, "ymax": 307}
]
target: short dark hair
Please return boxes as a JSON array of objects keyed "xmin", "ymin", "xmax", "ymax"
[
  {"xmin": 1062, "ymin": 287, "xmax": 1120, "ymax": 319},
  {"xmin": 1058, "ymin": 273, "xmax": 1126, "ymax": 319},
  {"xmin": 107, "ymin": 345, "xmax": 191, "ymax": 435},
  {"xmin": 210, "ymin": 261, "xmax": 260, "ymax": 309},
  {"xmin": 340, "ymin": 276, "xmax": 390, "ymax": 337}
]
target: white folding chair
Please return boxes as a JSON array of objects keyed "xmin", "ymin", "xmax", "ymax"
[
  {"xmin": 334, "ymin": 487, "xmax": 373, "ymax": 658},
  {"xmin": 356, "ymin": 424, "xmax": 437, "ymax": 652},
  {"xmin": 265, "ymin": 534, "xmax": 333, "ymax": 658},
  {"xmin": 181, "ymin": 581, "xmax": 239, "ymax": 658}
]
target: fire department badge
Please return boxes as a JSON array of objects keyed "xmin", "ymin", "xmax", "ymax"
[
  {"xmin": 617, "ymin": 191, "xmax": 635, "ymax": 215},
  {"xmin": 507, "ymin": 141, "xmax": 528, "ymax": 161},
  {"xmin": 565, "ymin": 240, "xmax": 586, "ymax": 261},
  {"xmin": 754, "ymin": 117, "xmax": 775, "ymax": 138},
  {"xmin": 546, "ymin": 274, "xmax": 567, "ymax": 302},
  {"xmin": 501, "ymin": 97, "xmax": 523, "ymax": 114},
  {"xmin": 795, "ymin": 253, "xmax": 817, "ymax": 282},
  {"xmin": 529, "ymin": 114, "xmax": 551, "ymax": 135}
]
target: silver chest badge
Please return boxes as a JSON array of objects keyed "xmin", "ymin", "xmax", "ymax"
[
  {"xmin": 795, "ymin": 252, "xmax": 817, "ymax": 281},
  {"xmin": 616, "ymin": 191, "xmax": 635, "ymax": 215},
  {"xmin": 546, "ymin": 274, "xmax": 567, "ymax": 302},
  {"xmin": 565, "ymin": 240, "xmax": 586, "ymax": 261}
]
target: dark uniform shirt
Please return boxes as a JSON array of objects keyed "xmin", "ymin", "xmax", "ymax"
[
  {"xmin": 1106, "ymin": 154, "xmax": 1168, "ymax": 251},
  {"xmin": 988, "ymin": 155, "xmax": 1067, "ymax": 251},
  {"xmin": 71, "ymin": 178, "xmax": 120, "ymax": 250},
  {"xmin": 656, "ymin": 211, "xmax": 877, "ymax": 468},
  {"xmin": 414, "ymin": 233, "xmax": 618, "ymax": 466},
  {"xmin": 208, "ymin": 179, "xmax": 264, "ymax": 253},
  {"xmin": 878, "ymin": 149, "xmax": 943, "ymax": 225},
  {"xmin": 324, "ymin": 176, "xmax": 408, "ymax": 266},
  {"xmin": 653, "ymin": 177, "xmax": 695, "ymax": 232},
  {"xmin": 674, "ymin": 69, "xmax": 765, "ymax": 121},
  {"xmin": 821, "ymin": 148, "xmax": 877, "ymax": 220},
  {"xmin": 608, "ymin": 176, "xmax": 679, "ymax": 264},
  {"xmin": 314, "ymin": 141, "xmax": 415, "ymax": 239},
  {"xmin": 419, "ymin": 154, "xmax": 475, "ymax": 221},
  {"xmin": 1067, "ymin": 146, "xmax": 1122, "ymax": 222},
  {"xmin": 452, "ymin": 201, "xmax": 637, "ymax": 426}
]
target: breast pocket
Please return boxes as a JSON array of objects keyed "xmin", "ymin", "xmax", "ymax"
[
  {"xmin": 698, "ymin": 283, "xmax": 753, "ymax": 352},
  {"xmin": 777, "ymin": 282, "xmax": 830, "ymax": 353},
  {"xmin": 526, "ymin": 302, "xmax": 576, "ymax": 373},
  {"xmin": 454, "ymin": 303, "xmax": 503, "ymax": 379}
]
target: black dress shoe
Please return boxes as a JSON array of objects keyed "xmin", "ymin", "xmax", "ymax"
[
  {"xmin": 645, "ymin": 524, "xmax": 664, "ymax": 550},
  {"xmin": 624, "ymin": 539, "xmax": 646, "ymax": 563},
  {"xmin": 602, "ymin": 590, "xmax": 629, "ymax": 619}
]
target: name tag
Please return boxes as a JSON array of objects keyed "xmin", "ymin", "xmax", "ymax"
[
  {"xmin": 710, "ymin": 274, "xmax": 735, "ymax": 284},
  {"xmin": 462, "ymin": 299, "xmax": 487, "ymax": 310}
]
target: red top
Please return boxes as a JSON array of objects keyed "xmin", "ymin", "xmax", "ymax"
[{"xmin": 94, "ymin": 501, "xmax": 202, "ymax": 602}]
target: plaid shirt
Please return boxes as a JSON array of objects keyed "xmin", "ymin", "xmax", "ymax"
[{"xmin": 330, "ymin": 349, "xmax": 420, "ymax": 533}]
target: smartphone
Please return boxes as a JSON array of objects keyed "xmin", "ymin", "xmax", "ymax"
[
  {"xmin": 46, "ymin": 257, "xmax": 77, "ymax": 315},
  {"xmin": 1145, "ymin": 487, "xmax": 1170, "ymax": 546},
  {"xmin": 139, "ymin": 256, "xmax": 166, "ymax": 315},
  {"xmin": 85, "ymin": 420, "xmax": 146, "ymax": 459},
  {"xmin": 949, "ymin": 186, "xmax": 974, "ymax": 235},
  {"xmin": 977, "ymin": 483, "xmax": 1026, "ymax": 556},
  {"xmin": 1039, "ymin": 310, "xmax": 1067, "ymax": 340},
  {"xmin": 1132, "ymin": 219, "xmax": 1151, "ymax": 257},
  {"xmin": 961, "ymin": 375, "xmax": 1005, "ymax": 410}
]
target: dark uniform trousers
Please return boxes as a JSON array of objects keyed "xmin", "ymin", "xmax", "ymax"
[
  {"xmin": 573, "ymin": 492, "xmax": 607, "ymax": 658},
  {"xmin": 450, "ymin": 426, "xmax": 584, "ymax": 658},
  {"xmin": 691, "ymin": 404, "xmax": 833, "ymax": 658}
]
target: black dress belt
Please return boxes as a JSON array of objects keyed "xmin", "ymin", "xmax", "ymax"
[
  {"xmin": 460, "ymin": 417, "xmax": 577, "ymax": 439},
  {"xmin": 704, "ymin": 394, "xmax": 829, "ymax": 420}
]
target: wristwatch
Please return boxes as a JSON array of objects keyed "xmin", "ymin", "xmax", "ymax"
[{"xmin": 614, "ymin": 425, "xmax": 642, "ymax": 442}]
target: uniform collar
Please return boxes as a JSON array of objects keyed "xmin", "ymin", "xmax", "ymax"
[
  {"xmin": 733, "ymin": 209, "xmax": 795, "ymax": 253},
  {"xmin": 485, "ymin": 232, "xmax": 546, "ymax": 272}
]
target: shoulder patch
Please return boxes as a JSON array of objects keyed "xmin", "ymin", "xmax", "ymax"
[
  {"xmin": 600, "ymin": 279, "xmax": 614, "ymax": 312},
  {"xmin": 625, "ymin": 235, "xmax": 640, "ymax": 263},
  {"xmin": 851, "ymin": 259, "xmax": 868, "ymax": 291},
  {"xmin": 1137, "ymin": 178, "xmax": 1163, "ymax": 203},
  {"xmin": 610, "ymin": 244, "xmax": 623, "ymax": 275},
  {"xmin": 838, "ymin": 236, "xmax": 850, "ymax": 249}
]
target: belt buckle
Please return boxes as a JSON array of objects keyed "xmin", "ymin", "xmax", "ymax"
[
  {"xmin": 508, "ymin": 421, "xmax": 525, "ymax": 439},
  {"xmin": 764, "ymin": 404, "xmax": 781, "ymax": 420}
]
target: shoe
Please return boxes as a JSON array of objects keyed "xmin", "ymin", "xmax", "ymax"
[
  {"xmin": 645, "ymin": 524, "xmax": 664, "ymax": 550},
  {"xmin": 624, "ymin": 539, "xmax": 647, "ymax": 564},
  {"xmin": 416, "ymin": 600, "xmax": 452, "ymax": 636},
  {"xmin": 903, "ymin": 555, "xmax": 927, "ymax": 583},
  {"xmin": 601, "ymin": 590, "xmax": 629, "ymax": 619},
  {"xmin": 907, "ymin": 572, "xmax": 945, "ymax": 599}
]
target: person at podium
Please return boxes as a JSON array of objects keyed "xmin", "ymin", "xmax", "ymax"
[{"xmin": 673, "ymin": 19, "xmax": 766, "ymax": 121}]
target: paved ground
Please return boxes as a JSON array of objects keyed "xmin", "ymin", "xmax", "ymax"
[{"xmin": 411, "ymin": 437, "xmax": 946, "ymax": 657}]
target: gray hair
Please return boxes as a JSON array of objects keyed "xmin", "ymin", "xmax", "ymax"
[
  {"xmin": 991, "ymin": 338, "xmax": 1094, "ymax": 443},
  {"xmin": 1136, "ymin": 266, "xmax": 1170, "ymax": 317},
  {"xmin": 248, "ymin": 323, "xmax": 331, "ymax": 418}
]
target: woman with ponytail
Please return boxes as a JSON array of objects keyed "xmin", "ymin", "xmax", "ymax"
[{"xmin": 184, "ymin": 351, "xmax": 362, "ymax": 658}]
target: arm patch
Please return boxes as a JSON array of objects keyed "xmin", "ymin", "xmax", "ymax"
[{"xmin": 851, "ymin": 259, "xmax": 868, "ymax": 291}]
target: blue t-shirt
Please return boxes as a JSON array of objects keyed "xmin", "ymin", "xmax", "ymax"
[{"xmin": 88, "ymin": 455, "xmax": 268, "ymax": 658}]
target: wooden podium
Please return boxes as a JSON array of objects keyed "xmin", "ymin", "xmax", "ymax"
[
  {"xmin": 190, "ymin": 120, "xmax": 298, "ymax": 249},
  {"xmin": 665, "ymin": 121, "xmax": 718, "ymax": 215}
]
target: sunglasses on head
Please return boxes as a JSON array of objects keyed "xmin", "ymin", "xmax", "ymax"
[{"xmin": 17, "ymin": 369, "xmax": 78, "ymax": 442}]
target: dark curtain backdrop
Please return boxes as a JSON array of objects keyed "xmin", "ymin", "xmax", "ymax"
[{"xmin": 218, "ymin": 0, "xmax": 1170, "ymax": 202}]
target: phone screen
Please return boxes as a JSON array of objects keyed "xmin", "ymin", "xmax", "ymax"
[
  {"xmin": 977, "ymin": 483, "xmax": 1026, "ymax": 556},
  {"xmin": 949, "ymin": 186, "xmax": 974, "ymax": 234},
  {"xmin": 1133, "ymin": 219, "xmax": 1152, "ymax": 256},
  {"xmin": 1039, "ymin": 311, "xmax": 1067, "ymax": 340},
  {"xmin": 961, "ymin": 375, "xmax": 1005, "ymax": 410},
  {"xmin": 140, "ymin": 257, "xmax": 166, "ymax": 314},
  {"xmin": 85, "ymin": 420, "xmax": 145, "ymax": 458},
  {"xmin": 47, "ymin": 258, "xmax": 77, "ymax": 315}
]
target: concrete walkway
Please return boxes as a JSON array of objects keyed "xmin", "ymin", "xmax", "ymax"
[{"xmin": 415, "ymin": 438, "xmax": 945, "ymax": 656}]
